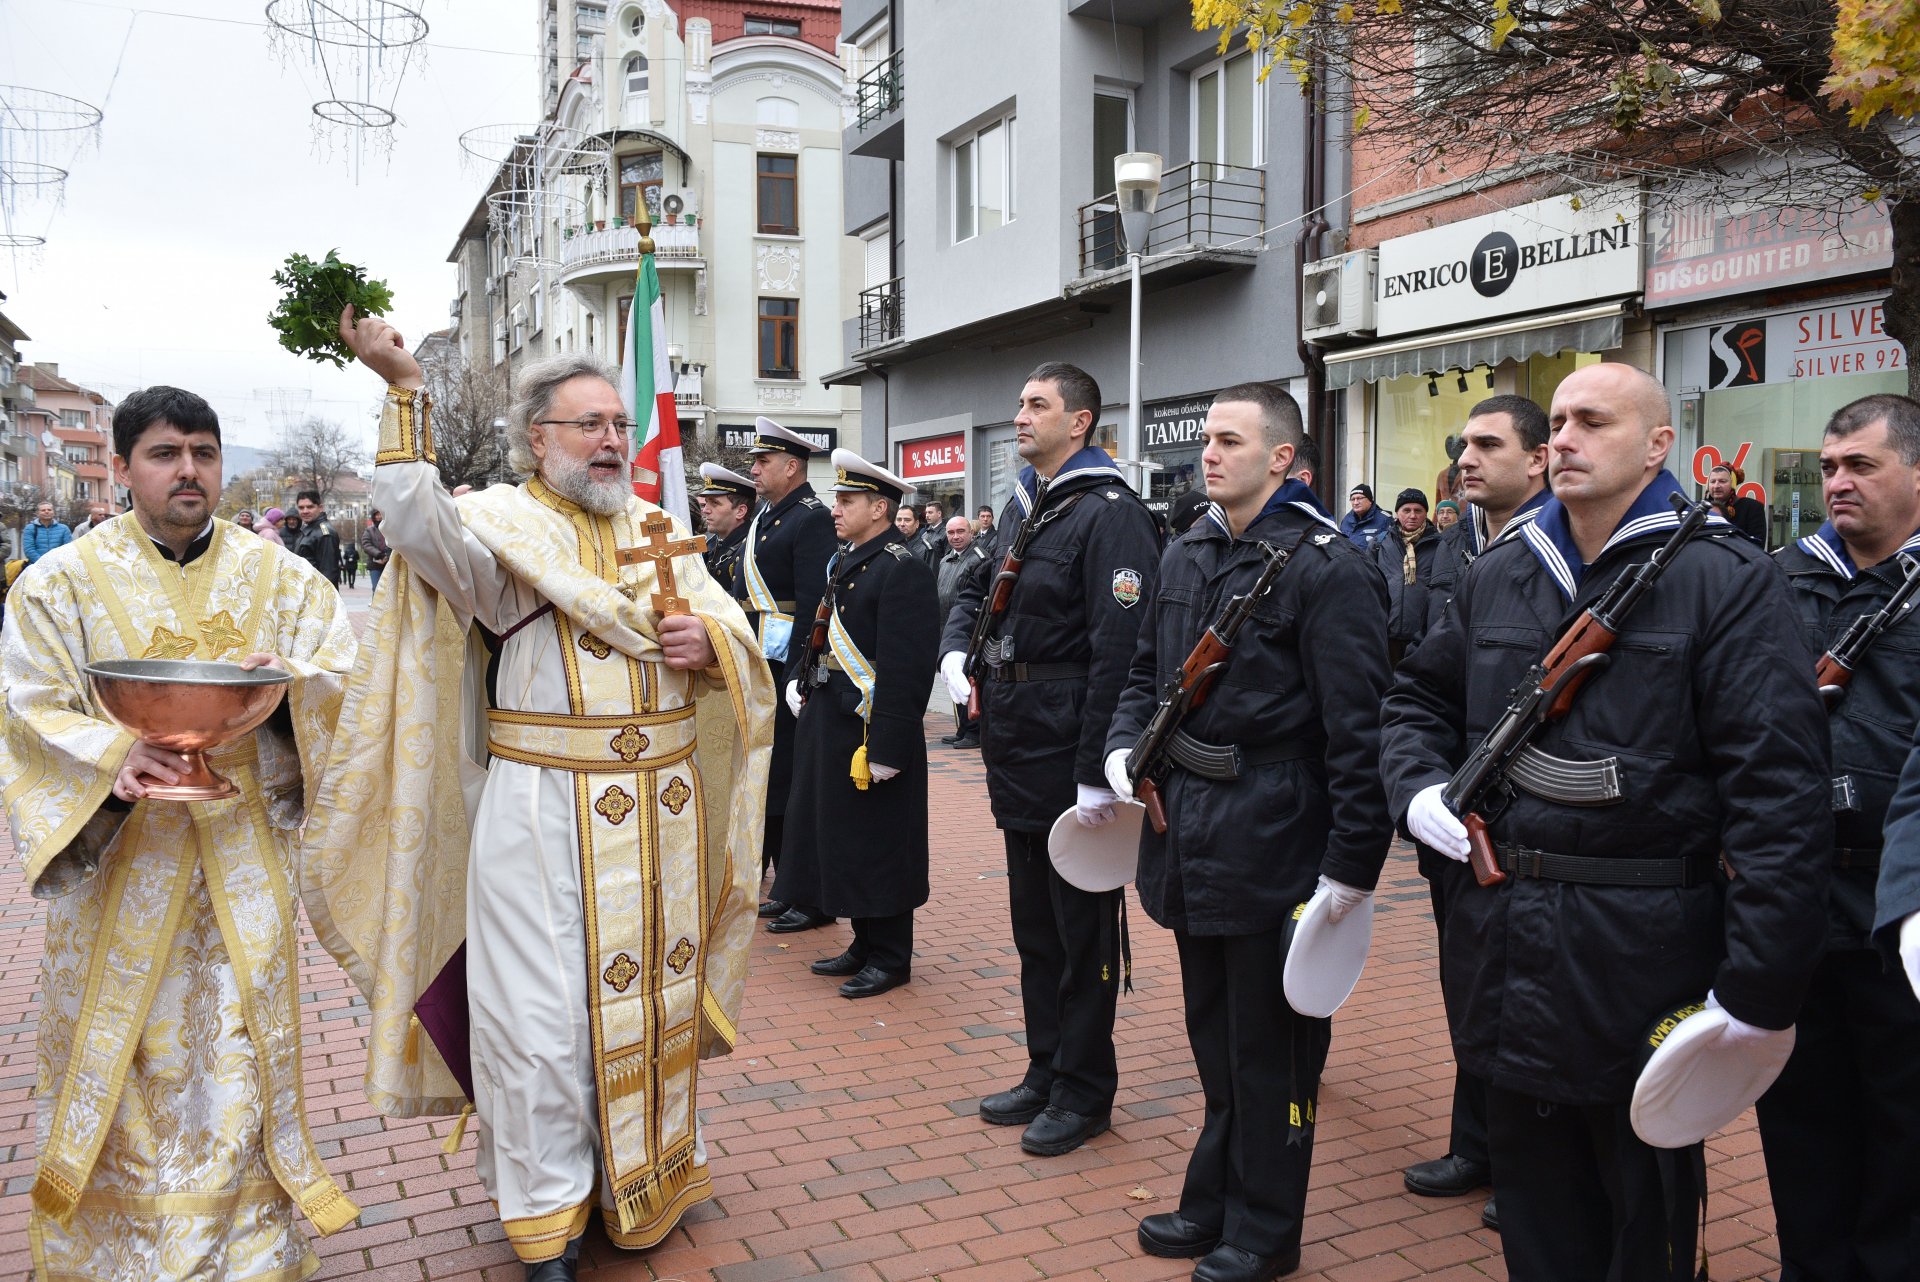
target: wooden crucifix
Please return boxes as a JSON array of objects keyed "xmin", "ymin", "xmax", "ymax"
[{"xmin": 617, "ymin": 511, "xmax": 708, "ymax": 616}]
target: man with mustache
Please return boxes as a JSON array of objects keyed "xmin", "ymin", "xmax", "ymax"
[
  {"xmin": 1381, "ymin": 363, "xmax": 1829, "ymax": 1281},
  {"xmin": 307, "ymin": 312, "xmax": 773, "ymax": 1281},
  {"xmin": 2, "ymin": 385, "xmax": 361, "ymax": 1280}
]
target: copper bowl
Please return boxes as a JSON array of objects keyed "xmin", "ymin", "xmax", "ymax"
[{"xmin": 85, "ymin": 659, "xmax": 291, "ymax": 801}]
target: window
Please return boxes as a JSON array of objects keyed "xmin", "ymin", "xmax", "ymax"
[
  {"xmin": 618, "ymin": 151, "xmax": 663, "ymax": 224},
  {"xmin": 756, "ymin": 96, "xmax": 799, "ymax": 127},
  {"xmin": 757, "ymin": 154, "xmax": 798, "ymax": 234},
  {"xmin": 1093, "ymin": 92, "xmax": 1132, "ymax": 195},
  {"xmin": 576, "ymin": 2, "xmax": 605, "ymax": 26},
  {"xmin": 627, "ymin": 9, "xmax": 642, "ymax": 36},
  {"xmin": 744, "ymin": 15, "xmax": 802, "ymax": 37},
  {"xmin": 953, "ymin": 116, "xmax": 1015, "ymax": 243},
  {"xmin": 1192, "ymin": 50, "xmax": 1261, "ymax": 170},
  {"xmin": 624, "ymin": 53, "xmax": 648, "ymax": 96},
  {"xmin": 758, "ymin": 298, "xmax": 799, "ymax": 379}
]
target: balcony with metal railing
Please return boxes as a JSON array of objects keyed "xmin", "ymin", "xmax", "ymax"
[
  {"xmin": 673, "ymin": 365, "xmax": 704, "ymax": 408},
  {"xmin": 856, "ymin": 278, "xmax": 905, "ymax": 352},
  {"xmin": 1070, "ymin": 162, "xmax": 1265, "ymax": 290},
  {"xmin": 848, "ymin": 51, "xmax": 904, "ymax": 161},
  {"xmin": 557, "ymin": 222, "xmax": 703, "ymax": 289}
]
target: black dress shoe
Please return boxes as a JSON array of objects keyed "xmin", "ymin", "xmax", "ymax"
[
  {"xmin": 949, "ymin": 735, "xmax": 980, "ymax": 749},
  {"xmin": 1480, "ymin": 1196, "xmax": 1499, "ymax": 1232},
  {"xmin": 1137, "ymin": 1211, "xmax": 1220, "ymax": 1259},
  {"xmin": 766, "ymin": 909, "xmax": 833, "ymax": 933},
  {"xmin": 939, "ymin": 732, "xmax": 962, "ymax": 744},
  {"xmin": 757, "ymin": 899, "xmax": 791, "ymax": 919},
  {"xmin": 978, "ymin": 1082, "xmax": 1049, "ymax": 1126},
  {"xmin": 1191, "ymin": 1243, "xmax": 1300, "ymax": 1282},
  {"xmin": 839, "ymin": 965, "xmax": 908, "ymax": 998},
  {"xmin": 1020, "ymin": 1105, "xmax": 1109, "ymax": 1156},
  {"xmin": 1403, "ymin": 1152, "xmax": 1492, "ymax": 1196},
  {"xmin": 524, "ymin": 1236, "xmax": 581, "ymax": 1281},
  {"xmin": 810, "ymin": 949, "xmax": 867, "ymax": 977}
]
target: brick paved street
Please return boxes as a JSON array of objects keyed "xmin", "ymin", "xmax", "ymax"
[{"xmin": 0, "ymin": 589, "xmax": 1786, "ymax": 1280}]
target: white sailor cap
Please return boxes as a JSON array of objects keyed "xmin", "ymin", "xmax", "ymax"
[
  {"xmin": 695, "ymin": 462, "xmax": 756, "ymax": 501},
  {"xmin": 828, "ymin": 447, "xmax": 912, "ymax": 503},
  {"xmin": 1629, "ymin": 998, "xmax": 1796, "ymax": 1148},
  {"xmin": 746, "ymin": 416, "xmax": 822, "ymax": 457}
]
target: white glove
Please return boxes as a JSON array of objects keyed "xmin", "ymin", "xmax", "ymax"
[
  {"xmin": 1319, "ymin": 874, "xmax": 1371, "ymax": 924},
  {"xmin": 1076, "ymin": 784, "xmax": 1118, "ymax": 828},
  {"xmin": 940, "ymin": 651, "xmax": 971, "ymax": 704},
  {"xmin": 869, "ymin": 762, "xmax": 900, "ymax": 782},
  {"xmin": 1902, "ymin": 914, "xmax": 1920, "ymax": 1003},
  {"xmin": 784, "ymin": 680, "xmax": 802, "ymax": 718},
  {"xmin": 1407, "ymin": 783, "xmax": 1469, "ymax": 861},
  {"xmin": 1103, "ymin": 748, "xmax": 1135, "ymax": 802},
  {"xmin": 1704, "ymin": 990, "xmax": 1776, "ymax": 1048}
]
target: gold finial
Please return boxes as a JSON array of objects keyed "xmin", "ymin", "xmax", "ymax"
[{"xmin": 636, "ymin": 211, "xmax": 655, "ymax": 256}]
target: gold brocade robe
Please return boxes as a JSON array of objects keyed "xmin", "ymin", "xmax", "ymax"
[
  {"xmin": 0, "ymin": 515, "xmax": 361, "ymax": 1282},
  {"xmin": 299, "ymin": 474, "xmax": 773, "ymax": 1259}
]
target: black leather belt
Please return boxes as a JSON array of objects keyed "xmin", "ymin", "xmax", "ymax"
[
  {"xmin": 1835, "ymin": 846, "xmax": 1881, "ymax": 870},
  {"xmin": 984, "ymin": 662, "xmax": 1089, "ymax": 683},
  {"xmin": 1494, "ymin": 843, "xmax": 1720, "ymax": 888},
  {"xmin": 1166, "ymin": 728, "xmax": 1315, "ymax": 781}
]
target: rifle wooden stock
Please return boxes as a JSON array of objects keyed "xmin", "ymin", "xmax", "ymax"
[
  {"xmin": 1538, "ymin": 613, "xmax": 1619, "ymax": 719},
  {"xmin": 796, "ymin": 598, "xmax": 832, "ymax": 708},
  {"xmin": 1138, "ymin": 778, "xmax": 1168, "ymax": 834},
  {"xmin": 1179, "ymin": 629, "xmax": 1231, "ymax": 710},
  {"xmin": 1464, "ymin": 813, "xmax": 1505, "ymax": 887},
  {"xmin": 988, "ymin": 553, "xmax": 1020, "ymax": 611},
  {"xmin": 1814, "ymin": 652, "xmax": 1853, "ymax": 692}
]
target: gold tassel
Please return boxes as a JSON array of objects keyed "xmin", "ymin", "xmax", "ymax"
[
  {"xmin": 301, "ymin": 1180, "xmax": 361, "ymax": 1235},
  {"xmin": 442, "ymin": 1103, "xmax": 475, "ymax": 1155},
  {"xmin": 850, "ymin": 724, "xmax": 871, "ymax": 791},
  {"xmin": 31, "ymin": 1169, "xmax": 82, "ymax": 1228},
  {"xmin": 404, "ymin": 1014, "xmax": 421, "ymax": 1065}
]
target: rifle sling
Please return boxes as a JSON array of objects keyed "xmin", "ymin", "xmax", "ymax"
[{"xmin": 972, "ymin": 490, "xmax": 1093, "ymax": 645}]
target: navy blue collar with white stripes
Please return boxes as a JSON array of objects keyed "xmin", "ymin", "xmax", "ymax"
[
  {"xmin": 1014, "ymin": 445, "xmax": 1126, "ymax": 514},
  {"xmin": 1519, "ymin": 471, "xmax": 1723, "ymax": 600},
  {"xmin": 1199, "ymin": 478, "xmax": 1339, "ymax": 539},
  {"xmin": 1797, "ymin": 521, "xmax": 1920, "ymax": 581},
  {"xmin": 1468, "ymin": 486, "xmax": 1549, "ymax": 554}
]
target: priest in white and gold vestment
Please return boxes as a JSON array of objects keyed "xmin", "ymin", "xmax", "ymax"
[
  {"xmin": 1, "ymin": 386, "xmax": 360, "ymax": 1281},
  {"xmin": 302, "ymin": 315, "xmax": 772, "ymax": 1280}
]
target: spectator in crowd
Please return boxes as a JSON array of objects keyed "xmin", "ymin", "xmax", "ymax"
[
  {"xmin": 1707, "ymin": 462, "xmax": 1768, "ymax": 545},
  {"xmin": 937, "ymin": 516, "xmax": 990, "ymax": 749},
  {"xmin": 72, "ymin": 503, "xmax": 109, "ymax": 538},
  {"xmin": 292, "ymin": 490, "xmax": 340, "ymax": 587},
  {"xmin": 1340, "ymin": 484, "xmax": 1392, "ymax": 550},
  {"xmin": 923, "ymin": 500, "xmax": 946, "ymax": 535},
  {"xmin": 1373, "ymin": 488, "xmax": 1443, "ymax": 666},
  {"xmin": 23, "ymin": 502, "xmax": 71, "ymax": 564},
  {"xmin": 259, "ymin": 507, "xmax": 288, "ymax": 547},
  {"xmin": 340, "ymin": 535, "xmax": 359, "ymax": 589},
  {"xmin": 1167, "ymin": 490, "xmax": 1211, "ymax": 539},
  {"xmin": 235, "ymin": 509, "xmax": 257, "ymax": 533},
  {"xmin": 360, "ymin": 507, "xmax": 391, "ymax": 593},
  {"xmin": 1434, "ymin": 499, "xmax": 1460, "ymax": 531},
  {"xmin": 895, "ymin": 503, "xmax": 923, "ymax": 547},
  {"xmin": 977, "ymin": 504, "xmax": 996, "ymax": 538}
]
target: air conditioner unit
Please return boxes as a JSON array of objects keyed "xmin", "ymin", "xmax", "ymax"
[
  {"xmin": 661, "ymin": 187, "xmax": 699, "ymax": 220},
  {"xmin": 484, "ymin": 277, "xmax": 499, "ymax": 298},
  {"xmin": 1302, "ymin": 250, "xmax": 1377, "ymax": 341}
]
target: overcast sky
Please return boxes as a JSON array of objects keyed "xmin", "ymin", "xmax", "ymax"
[{"xmin": 2, "ymin": 0, "xmax": 534, "ymax": 454}]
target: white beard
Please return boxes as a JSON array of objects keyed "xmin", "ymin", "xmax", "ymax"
[{"xmin": 542, "ymin": 449, "xmax": 630, "ymax": 516}]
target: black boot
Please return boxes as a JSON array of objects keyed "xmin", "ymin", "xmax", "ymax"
[{"xmin": 525, "ymin": 1236, "xmax": 580, "ymax": 1281}]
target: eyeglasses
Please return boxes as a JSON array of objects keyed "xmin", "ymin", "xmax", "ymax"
[{"xmin": 535, "ymin": 416, "xmax": 636, "ymax": 442}]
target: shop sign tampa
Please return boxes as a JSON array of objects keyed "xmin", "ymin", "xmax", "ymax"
[{"xmin": 1374, "ymin": 185, "xmax": 1645, "ymax": 336}]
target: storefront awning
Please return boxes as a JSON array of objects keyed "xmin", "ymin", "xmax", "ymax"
[{"xmin": 1322, "ymin": 301, "xmax": 1631, "ymax": 390}]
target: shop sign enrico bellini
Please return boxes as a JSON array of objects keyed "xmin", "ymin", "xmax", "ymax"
[{"xmin": 1374, "ymin": 183, "xmax": 1646, "ymax": 337}]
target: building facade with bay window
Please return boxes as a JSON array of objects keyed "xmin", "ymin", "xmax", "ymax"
[
  {"xmin": 445, "ymin": 0, "xmax": 859, "ymax": 483},
  {"xmin": 827, "ymin": 0, "xmax": 1328, "ymax": 518}
]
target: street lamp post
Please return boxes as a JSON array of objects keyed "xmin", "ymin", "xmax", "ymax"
[{"xmin": 1115, "ymin": 152, "xmax": 1163, "ymax": 493}]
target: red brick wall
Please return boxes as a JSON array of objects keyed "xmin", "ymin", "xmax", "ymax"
[{"xmin": 668, "ymin": 0, "xmax": 840, "ymax": 55}]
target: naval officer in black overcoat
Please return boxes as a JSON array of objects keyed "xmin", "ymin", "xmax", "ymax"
[
  {"xmin": 735, "ymin": 417, "xmax": 839, "ymax": 928},
  {"xmin": 695, "ymin": 461, "xmax": 754, "ymax": 588},
  {"xmin": 775, "ymin": 448, "xmax": 939, "ymax": 998}
]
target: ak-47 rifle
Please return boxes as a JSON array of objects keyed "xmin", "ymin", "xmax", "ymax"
[
  {"xmin": 1125, "ymin": 539, "xmax": 1298, "ymax": 835},
  {"xmin": 961, "ymin": 478, "xmax": 1061, "ymax": 718},
  {"xmin": 795, "ymin": 557, "xmax": 840, "ymax": 709},
  {"xmin": 1441, "ymin": 493, "xmax": 1715, "ymax": 887},
  {"xmin": 1815, "ymin": 552, "xmax": 1920, "ymax": 705}
]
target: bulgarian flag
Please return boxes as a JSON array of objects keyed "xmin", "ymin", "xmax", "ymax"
[{"xmin": 620, "ymin": 250, "xmax": 687, "ymax": 523}]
